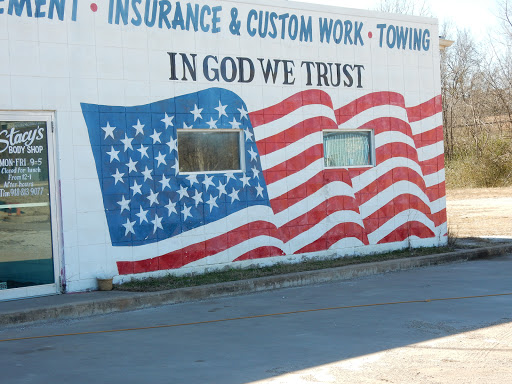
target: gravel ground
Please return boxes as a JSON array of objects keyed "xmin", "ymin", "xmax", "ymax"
[{"xmin": 446, "ymin": 187, "xmax": 512, "ymax": 239}]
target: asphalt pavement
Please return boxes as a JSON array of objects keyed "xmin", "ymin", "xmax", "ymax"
[{"xmin": 0, "ymin": 252, "xmax": 511, "ymax": 383}]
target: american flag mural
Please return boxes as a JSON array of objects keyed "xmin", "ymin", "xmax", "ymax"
[{"xmin": 81, "ymin": 88, "xmax": 446, "ymax": 276}]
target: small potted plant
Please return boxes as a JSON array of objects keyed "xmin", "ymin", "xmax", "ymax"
[{"xmin": 96, "ymin": 274, "xmax": 114, "ymax": 291}]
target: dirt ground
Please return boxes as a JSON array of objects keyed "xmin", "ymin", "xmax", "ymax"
[{"xmin": 446, "ymin": 187, "xmax": 512, "ymax": 239}]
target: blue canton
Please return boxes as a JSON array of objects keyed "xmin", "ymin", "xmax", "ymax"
[{"xmin": 81, "ymin": 88, "xmax": 270, "ymax": 246}]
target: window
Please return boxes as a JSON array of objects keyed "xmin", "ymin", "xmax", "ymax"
[
  {"xmin": 177, "ymin": 130, "xmax": 243, "ymax": 173},
  {"xmin": 323, "ymin": 130, "xmax": 373, "ymax": 168}
]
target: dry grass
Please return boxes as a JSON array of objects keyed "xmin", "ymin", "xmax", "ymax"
[{"xmin": 116, "ymin": 246, "xmax": 455, "ymax": 292}]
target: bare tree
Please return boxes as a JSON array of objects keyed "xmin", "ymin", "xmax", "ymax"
[{"xmin": 375, "ymin": 0, "xmax": 433, "ymax": 17}]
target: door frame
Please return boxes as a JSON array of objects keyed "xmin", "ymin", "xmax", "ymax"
[{"xmin": 0, "ymin": 111, "xmax": 62, "ymax": 301}]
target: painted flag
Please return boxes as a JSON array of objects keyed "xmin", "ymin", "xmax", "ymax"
[
  {"xmin": 82, "ymin": 88, "xmax": 271, "ymax": 247},
  {"xmin": 81, "ymin": 88, "xmax": 447, "ymax": 275}
]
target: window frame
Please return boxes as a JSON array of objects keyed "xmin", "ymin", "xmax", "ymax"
[
  {"xmin": 322, "ymin": 129, "xmax": 375, "ymax": 169},
  {"xmin": 0, "ymin": 111, "xmax": 61, "ymax": 301},
  {"xmin": 176, "ymin": 128, "xmax": 246, "ymax": 175}
]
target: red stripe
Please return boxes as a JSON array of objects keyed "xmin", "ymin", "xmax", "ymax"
[
  {"xmin": 413, "ymin": 125, "xmax": 443, "ymax": 148},
  {"xmin": 420, "ymin": 154, "xmax": 444, "ymax": 176},
  {"xmin": 366, "ymin": 117, "xmax": 413, "ymax": 136},
  {"xmin": 263, "ymin": 144, "xmax": 323, "ymax": 184},
  {"xmin": 406, "ymin": 95, "xmax": 442, "ymax": 123},
  {"xmin": 256, "ymin": 116, "xmax": 337, "ymax": 156},
  {"xmin": 279, "ymin": 195, "xmax": 361, "ymax": 242},
  {"xmin": 377, "ymin": 221, "xmax": 435, "ymax": 244},
  {"xmin": 355, "ymin": 168, "xmax": 445, "ymax": 206},
  {"xmin": 233, "ymin": 247, "xmax": 286, "ymax": 261},
  {"xmin": 295, "ymin": 222, "xmax": 369, "ymax": 254},
  {"xmin": 269, "ymin": 170, "xmax": 354, "ymax": 214},
  {"xmin": 335, "ymin": 92, "xmax": 406, "ymax": 125},
  {"xmin": 249, "ymin": 89, "xmax": 333, "ymax": 128}
]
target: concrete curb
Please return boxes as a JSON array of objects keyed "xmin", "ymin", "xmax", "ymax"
[{"xmin": 1, "ymin": 244, "xmax": 511, "ymax": 327}]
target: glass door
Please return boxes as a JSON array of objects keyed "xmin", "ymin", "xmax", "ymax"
[{"xmin": 0, "ymin": 112, "xmax": 60, "ymax": 300}]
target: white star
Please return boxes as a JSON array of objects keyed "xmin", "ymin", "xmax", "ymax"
[
  {"xmin": 171, "ymin": 160, "xmax": 179, "ymax": 175},
  {"xmin": 183, "ymin": 122, "xmax": 193, "ymax": 129},
  {"xmin": 255, "ymin": 183, "xmax": 264, "ymax": 198},
  {"xmin": 216, "ymin": 180, "xmax": 227, "ymax": 197},
  {"xmin": 132, "ymin": 119, "xmax": 145, "ymax": 136},
  {"xmin": 166, "ymin": 137, "xmax": 178, "ymax": 153},
  {"xmin": 126, "ymin": 158, "xmax": 138, "ymax": 173},
  {"xmin": 147, "ymin": 189, "xmax": 159, "ymax": 206},
  {"xmin": 161, "ymin": 113, "xmax": 174, "ymax": 128},
  {"xmin": 121, "ymin": 134, "xmax": 134, "ymax": 152},
  {"xmin": 165, "ymin": 199, "xmax": 177, "ymax": 216},
  {"xmin": 106, "ymin": 146, "xmax": 120, "ymax": 163},
  {"xmin": 135, "ymin": 205, "xmax": 148, "ymax": 224},
  {"xmin": 206, "ymin": 117, "xmax": 218, "ymax": 129},
  {"xmin": 244, "ymin": 127, "xmax": 254, "ymax": 142},
  {"xmin": 190, "ymin": 104, "xmax": 203, "ymax": 121},
  {"xmin": 155, "ymin": 151, "xmax": 167, "ymax": 167},
  {"xmin": 182, "ymin": 204, "xmax": 193, "ymax": 221},
  {"xmin": 228, "ymin": 188, "xmax": 240, "ymax": 203},
  {"xmin": 151, "ymin": 214, "xmax": 163, "ymax": 234},
  {"xmin": 240, "ymin": 173, "xmax": 251, "ymax": 188},
  {"xmin": 192, "ymin": 189, "xmax": 203, "ymax": 207},
  {"xmin": 117, "ymin": 195, "xmax": 131, "ymax": 213},
  {"xmin": 248, "ymin": 147, "xmax": 258, "ymax": 162},
  {"xmin": 122, "ymin": 218, "xmax": 136, "ymax": 236},
  {"xmin": 141, "ymin": 166, "xmax": 153, "ymax": 181},
  {"xmin": 186, "ymin": 174, "xmax": 198, "ymax": 186},
  {"xmin": 215, "ymin": 101, "xmax": 228, "ymax": 118},
  {"xmin": 229, "ymin": 118, "xmax": 241, "ymax": 129},
  {"xmin": 101, "ymin": 122, "xmax": 116, "ymax": 140},
  {"xmin": 130, "ymin": 180, "xmax": 142, "ymax": 196},
  {"xmin": 159, "ymin": 174, "xmax": 171, "ymax": 190},
  {"xmin": 177, "ymin": 184, "xmax": 189, "ymax": 200},
  {"xmin": 205, "ymin": 194, "xmax": 218, "ymax": 213},
  {"xmin": 112, "ymin": 168, "xmax": 125, "ymax": 185},
  {"xmin": 238, "ymin": 106, "xmax": 249, "ymax": 120},
  {"xmin": 225, "ymin": 172, "xmax": 236, "ymax": 183},
  {"xmin": 150, "ymin": 129, "xmax": 162, "ymax": 144},
  {"xmin": 202, "ymin": 175, "xmax": 215, "ymax": 190},
  {"xmin": 251, "ymin": 166, "xmax": 260, "ymax": 179},
  {"xmin": 137, "ymin": 144, "xmax": 149, "ymax": 159}
]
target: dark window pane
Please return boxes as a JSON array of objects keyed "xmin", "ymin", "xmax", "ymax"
[{"xmin": 178, "ymin": 131, "xmax": 241, "ymax": 173}]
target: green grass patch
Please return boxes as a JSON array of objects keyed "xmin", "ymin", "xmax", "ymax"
[{"xmin": 115, "ymin": 246, "xmax": 456, "ymax": 292}]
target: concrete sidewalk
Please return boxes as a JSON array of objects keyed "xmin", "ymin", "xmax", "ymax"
[{"xmin": 1, "ymin": 243, "xmax": 512, "ymax": 327}]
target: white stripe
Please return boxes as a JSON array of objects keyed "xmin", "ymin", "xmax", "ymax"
[
  {"xmin": 430, "ymin": 197, "xmax": 446, "ymax": 214},
  {"xmin": 351, "ymin": 157, "xmax": 445, "ymax": 191},
  {"xmin": 328, "ymin": 237, "xmax": 366, "ymax": 251},
  {"xmin": 266, "ymin": 158, "xmax": 324, "ymax": 200},
  {"xmin": 338, "ymin": 105, "xmax": 408, "ymax": 130},
  {"xmin": 359, "ymin": 181, "xmax": 432, "ymax": 219},
  {"xmin": 273, "ymin": 181, "xmax": 354, "ymax": 226},
  {"xmin": 338, "ymin": 106, "xmax": 442, "ymax": 137},
  {"xmin": 424, "ymin": 168, "xmax": 445, "ymax": 187},
  {"xmin": 288, "ymin": 210, "xmax": 364, "ymax": 253},
  {"xmin": 409, "ymin": 113, "xmax": 442, "ymax": 136},
  {"xmin": 185, "ymin": 236, "xmax": 286, "ymax": 268},
  {"xmin": 367, "ymin": 209, "xmax": 435, "ymax": 245},
  {"xmin": 259, "ymin": 132, "xmax": 323, "ymax": 170},
  {"xmin": 375, "ymin": 131, "xmax": 416, "ymax": 149},
  {"xmin": 253, "ymin": 104, "xmax": 336, "ymax": 141},
  {"xmin": 416, "ymin": 141, "xmax": 444, "ymax": 162}
]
